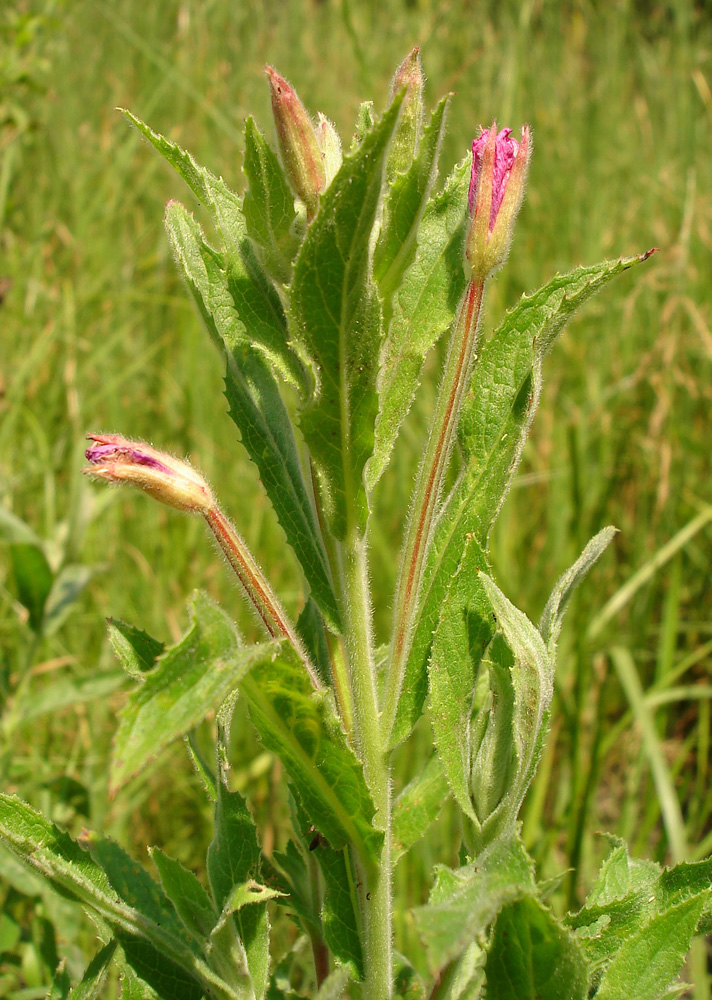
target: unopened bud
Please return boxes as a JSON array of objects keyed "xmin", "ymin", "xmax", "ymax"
[
  {"xmin": 316, "ymin": 112, "xmax": 342, "ymax": 187},
  {"xmin": 266, "ymin": 66, "xmax": 325, "ymax": 220},
  {"xmin": 470, "ymin": 644, "xmax": 516, "ymax": 824},
  {"xmin": 84, "ymin": 434, "xmax": 213, "ymax": 513},
  {"xmin": 465, "ymin": 123, "xmax": 530, "ymax": 279},
  {"xmin": 387, "ymin": 46, "xmax": 425, "ymax": 180}
]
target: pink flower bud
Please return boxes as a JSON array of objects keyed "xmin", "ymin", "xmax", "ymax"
[
  {"xmin": 266, "ymin": 66, "xmax": 326, "ymax": 220},
  {"xmin": 84, "ymin": 434, "xmax": 213, "ymax": 513},
  {"xmin": 465, "ymin": 122, "xmax": 530, "ymax": 278}
]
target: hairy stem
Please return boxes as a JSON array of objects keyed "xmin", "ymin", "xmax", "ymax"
[
  {"xmin": 339, "ymin": 530, "xmax": 392, "ymax": 1000},
  {"xmin": 382, "ymin": 278, "xmax": 485, "ymax": 742},
  {"xmin": 204, "ymin": 506, "xmax": 317, "ymax": 686}
]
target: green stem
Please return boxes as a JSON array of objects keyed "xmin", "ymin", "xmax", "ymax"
[
  {"xmin": 382, "ymin": 278, "xmax": 485, "ymax": 742},
  {"xmin": 339, "ymin": 530, "xmax": 392, "ymax": 1000}
]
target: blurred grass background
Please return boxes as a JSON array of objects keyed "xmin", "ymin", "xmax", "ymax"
[{"xmin": 1, "ymin": 0, "xmax": 711, "ymax": 993}]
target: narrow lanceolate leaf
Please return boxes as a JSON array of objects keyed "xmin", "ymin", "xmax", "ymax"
[
  {"xmin": 0, "ymin": 795, "xmax": 221, "ymax": 1000},
  {"xmin": 484, "ymin": 898, "xmax": 589, "ymax": 1000},
  {"xmin": 593, "ymin": 895, "xmax": 708, "ymax": 1000},
  {"xmin": 240, "ymin": 643, "xmax": 384, "ymax": 866},
  {"xmin": 291, "ymin": 96, "xmax": 403, "ymax": 539},
  {"xmin": 243, "ymin": 117, "xmax": 300, "ymax": 285},
  {"xmin": 111, "ymin": 592, "xmax": 253, "ymax": 792},
  {"xmin": 392, "ymin": 752, "xmax": 451, "ymax": 863},
  {"xmin": 67, "ymin": 940, "xmax": 117, "ymax": 1000},
  {"xmin": 413, "ymin": 837, "xmax": 535, "ymax": 972},
  {"xmin": 165, "ymin": 203, "xmax": 339, "ymax": 632},
  {"xmin": 428, "ymin": 537, "xmax": 495, "ymax": 820},
  {"xmin": 392, "ymin": 253, "xmax": 651, "ymax": 746},
  {"xmin": 373, "ymin": 95, "xmax": 451, "ymax": 301},
  {"xmin": 367, "ymin": 155, "xmax": 470, "ymax": 492},
  {"xmin": 539, "ymin": 526, "xmax": 617, "ymax": 651}
]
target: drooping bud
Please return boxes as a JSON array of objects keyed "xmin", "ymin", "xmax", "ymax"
[
  {"xmin": 386, "ymin": 46, "xmax": 425, "ymax": 180},
  {"xmin": 84, "ymin": 434, "xmax": 213, "ymax": 513},
  {"xmin": 316, "ymin": 112, "xmax": 342, "ymax": 187},
  {"xmin": 266, "ymin": 66, "xmax": 325, "ymax": 220},
  {"xmin": 465, "ymin": 122, "xmax": 530, "ymax": 279}
]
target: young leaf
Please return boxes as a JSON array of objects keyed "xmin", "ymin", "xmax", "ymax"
[
  {"xmin": 428, "ymin": 536, "xmax": 494, "ymax": 821},
  {"xmin": 150, "ymin": 848, "xmax": 217, "ymax": 942},
  {"xmin": 539, "ymin": 526, "xmax": 617, "ymax": 651},
  {"xmin": 367, "ymin": 155, "xmax": 470, "ymax": 492},
  {"xmin": 290, "ymin": 95, "xmax": 403, "ymax": 539},
  {"xmin": 413, "ymin": 837, "xmax": 535, "ymax": 972},
  {"xmin": 243, "ymin": 116, "xmax": 300, "ymax": 285},
  {"xmin": 593, "ymin": 894, "xmax": 708, "ymax": 1000},
  {"xmin": 111, "ymin": 592, "xmax": 264, "ymax": 792},
  {"xmin": 392, "ymin": 253, "xmax": 650, "ymax": 746},
  {"xmin": 474, "ymin": 575, "xmax": 553, "ymax": 839},
  {"xmin": 165, "ymin": 202, "xmax": 340, "ymax": 632},
  {"xmin": 240, "ymin": 644, "xmax": 384, "ymax": 866},
  {"xmin": 67, "ymin": 940, "xmax": 118, "ymax": 1000},
  {"xmin": 392, "ymin": 752, "xmax": 451, "ymax": 863},
  {"xmin": 374, "ymin": 95, "xmax": 451, "ymax": 301},
  {"xmin": 484, "ymin": 898, "xmax": 589, "ymax": 1000},
  {"xmin": 108, "ymin": 619, "xmax": 164, "ymax": 679}
]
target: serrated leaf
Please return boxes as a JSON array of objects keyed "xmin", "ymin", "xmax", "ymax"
[
  {"xmin": 413, "ymin": 837, "xmax": 536, "ymax": 971},
  {"xmin": 314, "ymin": 845, "xmax": 363, "ymax": 979},
  {"xmin": 67, "ymin": 940, "xmax": 117, "ymax": 1000},
  {"xmin": 122, "ymin": 109, "xmax": 217, "ymax": 207},
  {"xmin": 108, "ymin": 620, "xmax": 164, "ymax": 679},
  {"xmin": 367, "ymin": 155, "xmax": 470, "ymax": 492},
  {"xmin": 392, "ymin": 254, "xmax": 649, "ymax": 746},
  {"xmin": 291, "ymin": 96, "xmax": 403, "ymax": 539},
  {"xmin": 165, "ymin": 196, "xmax": 305, "ymax": 392},
  {"xmin": 207, "ymin": 774, "xmax": 268, "ymax": 1000},
  {"xmin": 240, "ymin": 644, "xmax": 383, "ymax": 866},
  {"xmin": 150, "ymin": 848, "xmax": 217, "ymax": 941},
  {"xmin": 10, "ymin": 542, "xmax": 53, "ymax": 632},
  {"xmin": 539, "ymin": 526, "xmax": 617, "ymax": 651},
  {"xmin": 594, "ymin": 895, "xmax": 707, "ymax": 1000},
  {"xmin": 48, "ymin": 962, "xmax": 72, "ymax": 1000},
  {"xmin": 165, "ymin": 202, "xmax": 339, "ymax": 632},
  {"xmin": 207, "ymin": 783, "xmax": 261, "ymax": 912},
  {"xmin": 474, "ymin": 576, "xmax": 553, "ymax": 838},
  {"xmin": 392, "ymin": 752, "xmax": 450, "ymax": 863},
  {"xmin": 83, "ymin": 834, "xmax": 197, "ymax": 955},
  {"xmin": 243, "ymin": 116, "xmax": 299, "ymax": 284},
  {"xmin": 484, "ymin": 897, "xmax": 588, "ymax": 1000},
  {"xmin": 111, "ymin": 592, "xmax": 258, "ymax": 792},
  {"xmin": 374, "ymin": 95, "xmax": 451, "ymax": 301},
  {"xmin": 0, "ymin": 795, "xmax": 219, "ymax": 1000},
  {"xmin": 428, "ymin": 537, "xmax": 494, "ymax": 821},
  {"xmin": 118, "ymin": 963, "xmax": 160, "ymax": 1000}
]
